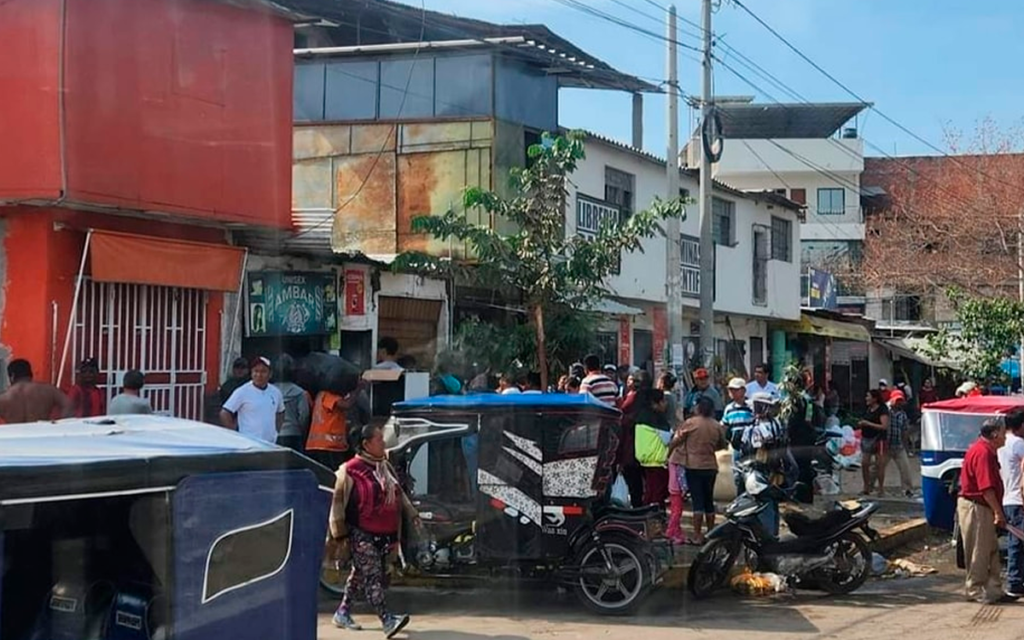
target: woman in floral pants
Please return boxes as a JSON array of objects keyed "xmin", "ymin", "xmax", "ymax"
[{"xmin": 328, "ymin": 423, "xmax": 421, "ymax": 638}]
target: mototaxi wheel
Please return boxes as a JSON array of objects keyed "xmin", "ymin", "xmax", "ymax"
[
  {"xmin": 815, "ymin": 531, "xmax": 872, "ymax": 595},
  {"xmin": 573, "ymin": 536, "xmax": 652, "ymax": 616},
  {"xmin": 687, "ymin": 538, "xmax": 741, "ymax": 599}
]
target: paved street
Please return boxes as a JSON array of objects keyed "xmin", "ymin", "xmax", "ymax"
[{"xmin": 317, "ymin": 545, "xmax": 1024, "ymax": 640}]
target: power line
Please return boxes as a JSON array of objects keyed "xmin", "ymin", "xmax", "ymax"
[
  {"xmin": 549, "ymin": 0, "xmax": 704, "ymax": 54},
  {"xmin": 292, "ymin": 0, "xmax": 428, "ymax": 240},
  {"xmin": 730, "ymin": 0, "xmax": 1024, "ymax": 198}
]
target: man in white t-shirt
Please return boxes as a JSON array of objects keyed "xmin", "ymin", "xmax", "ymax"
[
  {"xmin": 220, "ymin": 356, "xmax": 284, "ymax": 443},
  {"xmin": 745, "ymin": 363, "xmax": 779, "ymax": 399},
  {"xmin": 999, "ymin": 410, "xmax": 1024, "ymax": 598}
]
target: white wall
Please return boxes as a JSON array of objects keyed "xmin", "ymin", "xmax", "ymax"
[
  {"xmin": 714, "ymin": 138, "xmax": 864, "ymax": 243},
  {"xmin": 570, "ymin": 137, "xmax": 800, "ymax": 322}
]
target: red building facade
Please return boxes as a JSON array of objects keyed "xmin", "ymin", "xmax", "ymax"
[{"xmin": 0, "ymin": 0, "xmax": 295, "ymax": 418}]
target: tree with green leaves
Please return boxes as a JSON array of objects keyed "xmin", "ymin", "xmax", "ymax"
[
  {"xmin": 393, "ymin": 131, "xmax": 685, "ymax": 388},
  {"xmin": 924, "ymin": 288, "xmax": 1024, "ymax": 385}
]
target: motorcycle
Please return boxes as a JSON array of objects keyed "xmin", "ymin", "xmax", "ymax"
[{"xmin": 688, "ymin": 460, "xmax": 879, "ymax": 598}]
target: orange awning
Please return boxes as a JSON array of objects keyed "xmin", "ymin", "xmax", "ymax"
[{"xmin": 89, "ymin": 230, "xmax": 246, "ymax": 292}]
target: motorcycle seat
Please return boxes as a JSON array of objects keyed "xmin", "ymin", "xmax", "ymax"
[
  {"xmin": 595, "ymin": 504, "xmax": 663, "ymax": 520},
  {"xmin": 783, "ymin": 509, "xmax": 852, "ymax": 538}
]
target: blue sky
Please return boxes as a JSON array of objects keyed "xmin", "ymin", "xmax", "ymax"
[{"xmin": 418, "ymin": 0, "xmax": 1024, "ymax": 157}]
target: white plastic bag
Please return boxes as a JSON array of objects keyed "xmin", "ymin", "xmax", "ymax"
[{"xmin": 610, "ymin": 474, "xmax": 630, "ymax": 506}]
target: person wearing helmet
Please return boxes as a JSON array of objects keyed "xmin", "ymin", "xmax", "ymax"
[{"xmin": 743, "ymin": 392, "xmax": 793, "ymax": 538}]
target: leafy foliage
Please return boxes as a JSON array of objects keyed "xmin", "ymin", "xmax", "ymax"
[
  {"xmin": 925, "ymin": 288, "xmax": 1024, "ymax": 383},
  {"xmin": 394, "ymin": 130, "xmax": 685, "ymax": 386}
]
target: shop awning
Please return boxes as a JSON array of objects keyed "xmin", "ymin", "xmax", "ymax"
[
  {"xmin": 588, "ymin": 298, "xmax": 644, "ymax": 316},
  {"xmin": 89, "ymin": 230, "xmax": 246, "ymax": 292},
  {"xmin": 895, "ymin": 337, "xmax": 963, "ymax": 370},
  {"xmin": 782, "ymin": 314, "xmax": 871, "ymax": 342}
]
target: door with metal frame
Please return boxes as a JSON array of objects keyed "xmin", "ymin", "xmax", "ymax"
[{"xmin": 72, "ymin": 279, "xmax": 208, "ymax": 420}]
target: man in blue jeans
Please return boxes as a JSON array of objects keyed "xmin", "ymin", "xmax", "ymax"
[{"xmin": 998, "ymin": 409, "xmax": 1024, "ymax": 598}]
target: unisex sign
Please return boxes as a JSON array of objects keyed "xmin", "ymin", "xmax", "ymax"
[{"xmin": 246, "ymin": 271, "xmax": 338, "ymax": 337}]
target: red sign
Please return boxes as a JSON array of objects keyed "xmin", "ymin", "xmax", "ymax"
[
  {"xmin": 344, "ymin": 269, "xmax": 365, "ymax": 316},
  {"xmin": 618, "ymin": 317, "xmax": 631, "ymax": 366},
  {"xmin": 653, "ymin": 306, "xmax": 668, "ymax": 368}
]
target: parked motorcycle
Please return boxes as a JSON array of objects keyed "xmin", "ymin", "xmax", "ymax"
[{"xmin": 688, "ymin": 460, "xmax": 879, "ymax": 598}]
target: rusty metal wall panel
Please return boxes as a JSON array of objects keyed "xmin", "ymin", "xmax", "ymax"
[
  {"xmin": 294, "ymin": 125, "xmax": 351, "ymax": 161},
  {"xmin": 293, "ymin": 158, "xmax": 333, "ymax": 210},
  {"xmin": 332, "ymin": 151, "xmax": 398, "ymax": 255},
  {"xmin": 351, "ymin": 123, "xmax": 397, "ymax": 154},
  {"xmin": 399, "ymin": 121, "xmax": 492, "ymax": 155}
]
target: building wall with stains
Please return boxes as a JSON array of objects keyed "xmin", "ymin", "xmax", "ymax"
[{"xmin": 294, "ymin": 119, "xmax": 505, "ymax": 259}]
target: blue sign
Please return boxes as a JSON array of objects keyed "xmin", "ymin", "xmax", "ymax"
[{"xmin": 807, "ymin": 268, "xmax": 837, "ymax": 310}]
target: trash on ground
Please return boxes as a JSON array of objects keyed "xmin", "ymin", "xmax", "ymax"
[
  {"xmin": 729, "ymin": 570, "xmax": 788, "ymax": 596},
  {"xmin": 878, "ymin": 558, "xmax": 938, "ymax": 579}
]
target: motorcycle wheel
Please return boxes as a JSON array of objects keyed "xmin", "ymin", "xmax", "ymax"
[
  {"xmin": 687, "ymin": 538, "xmax": 740, "ymax": 599},
  {"xmin": 816, "ymin": 531, "xmax": 872, "ymax": 595},
  {"xmin": 319, "ymin": 558, "xmax": 350, "ymax": 596},
  {"xmin": 573, "ymin": 537, "xmax": 651, "ymax": 616}
]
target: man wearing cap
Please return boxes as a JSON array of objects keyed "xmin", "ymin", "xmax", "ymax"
[
  {"xmin": 886, "ymin": 389, "xmax": 914, "ymax": 497},
  {"xmin": 219, "ymin": 357, "xmax": 250, "ymax": 405},
  {"xmin": 220, "ymin": 356, "xmax": 284, "ymax": 443},
  {"xmin": 684, "ymin": 368, "xmax": 723, "ymax": 420},
  {"xmin": 722, "ymin": 377, "xmax": 756, "ymax": 498},
  {"xmin": 878, "ymin": 379, "xmax": 892, "ymax": 403},
  {"xmin": 68, "ymin": 357, "xmax": 105, "ymax": 418}
]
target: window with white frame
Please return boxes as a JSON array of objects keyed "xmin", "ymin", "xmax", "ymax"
[
  {"xmin": 817, "ymin": 188, "xmax": 845, "ymax": 215},
  {"xmin": 712, "ymin": 197, "xmax": 735, "ymax": 246},
  {"xmin": 771, "ymin": 216, "xmax": 792, "ymax": 262},
  {"xmin": 680, "ymin": 234, "xmax": 700, "ymax": 297}
]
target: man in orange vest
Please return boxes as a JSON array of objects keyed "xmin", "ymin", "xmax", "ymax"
[{"xmin": 306, "ymin": 374, "xmax": 367, "ymax": 471}]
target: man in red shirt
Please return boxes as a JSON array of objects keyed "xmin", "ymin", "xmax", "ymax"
[
  {"xmin": 68, "ymin": 358, "xmax": 106, "ymax": 418},
  {"xmin": 958, "ymin": 418, "xmax": 1011, "ymax": 604}
]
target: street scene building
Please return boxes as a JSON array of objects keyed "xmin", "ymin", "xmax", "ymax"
[{"xmin": 1, "ymin": 0, "xmax": 1023, "ymax": 637}]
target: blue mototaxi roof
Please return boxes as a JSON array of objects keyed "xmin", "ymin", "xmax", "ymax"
[
  {"xmin": 0, "ymin": 415, "xmax": 336, "ymax": 502},
  {"xmin": 394, "ymin": 392, "xmax": 622, "ymax": 416}
]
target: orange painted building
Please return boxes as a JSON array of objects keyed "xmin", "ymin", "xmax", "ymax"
[{"xmin": 0, "ymin": 0, "xmax": 296, "ymax": 419}]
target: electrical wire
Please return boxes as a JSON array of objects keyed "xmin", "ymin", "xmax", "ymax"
[
  {"xmin": 730, "ymin": 0, "xmax": 1024, "ymax": 198},
  {"xmin": 549, "ymin": 0, "xmax": 704, "ymax": 54},
  {"xmin": 291, "ymin": 0, "xmax": 428, "ymax": 240}
]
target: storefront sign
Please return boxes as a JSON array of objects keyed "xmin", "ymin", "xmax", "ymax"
[
  {"xmin": 245, "ymin": 271, "xmax": 338, "ymax": 337},
  {"xmin": 806, "ymin": 268, "xmax": 837, "ymax": 310},
  {"xmin": 618, "ymin": 318, "xmax": 631, "ymax": 366},
  {"xmin": 652, "ymin": 307, "xmax": 668, "ymax": 368},
  {"xmin": 575, "ymin": 194, "xmax": 621, "ymax": 237},
  {"xmin": 344, "ymin": 269, "xmax": 366, "ymax": 316}
]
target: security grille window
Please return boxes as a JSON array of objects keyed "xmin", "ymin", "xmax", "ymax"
[
  {"xmin": 203, "ymin": 510, "xmax": 293, "ymax": 603},
  {"xmin": 604, "ymin": 167, "xmax": 635, "ymax": 220},
  {"xmin": 594, "ymin": 331, "xmax": 619, "ymax": 363},
  {"xmin": 771, "ymin": 216, "xmax": 792, "ymax": 262},
  {"xmin": 680, "ymin": 234, "xmax": 701, "ymax": 298},
  {"xmin": 712, "ymin": 197, "xmax": 735, "ymax": 246},
  {"xmin": 886, "ymin": 295, "xmax": 923, "ymax": 323},
  {"xmin": 817, "ymin": 188, "xmax": 846, "ymax": 215},
  {"xmin": 753, "ymin": 226, "xmax": 768, "ymax": 306}
]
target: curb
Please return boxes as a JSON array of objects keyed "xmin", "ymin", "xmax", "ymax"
[{"xmin": 660, "ymin": 517, "xmax": 931, "ymax": 589}]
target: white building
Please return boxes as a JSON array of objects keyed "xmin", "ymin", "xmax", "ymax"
[
  {"xmin": 570, "ymin": 132, "xmax": 802, "ymax": 376},
  {"xmin": 698, "ymin": 101, "xmax": 870, "ymax": 311}
]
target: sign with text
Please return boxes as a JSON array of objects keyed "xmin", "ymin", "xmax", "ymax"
[
  {"xmin": 619, "ymin": 317, "xmax": 631, "ymax": 366},
  {"xmin": 575, "ymin": 194, "xmax": 621, "ymax": 237},
  {"xmin": 806, "ymin": 268, "xmax": 838, "ymax": 310},
  {"xmin": 245, "ymin": 271, "xmax": 338, "ymax": 337},
  {"xmin": 344, "ymin": 269, "xmax": 366, "ymax": 316},
  {"xmin": 652, "ymin": 307, "xmax": 668, "ymax": 369}
]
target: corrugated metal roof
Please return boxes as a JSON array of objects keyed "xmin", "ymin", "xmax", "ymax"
[
  {"xmin": 282, "ymin": 0, "xmax": 659, "ymax": 93},
  {"xmin": 717, "ymin": 102, "xmax": 871, "ymax": 139}
]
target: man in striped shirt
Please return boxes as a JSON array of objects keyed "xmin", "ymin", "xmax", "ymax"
[
  {"xmin": 722, "ymin": 377, "xmax": 756, "ymax": 498},
  {"xmin": 580, "ymin": 355, "xmax": 619, "ymax": 406}
]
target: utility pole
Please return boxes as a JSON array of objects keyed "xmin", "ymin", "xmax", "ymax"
[
  {"xmin": 665, "ymin": 5, "xmax": 683, "ymax": 373},
  {"xmin": 697, "ymin": 0, "xmax": 715, "ymax": 368},
  {"xmin": 1018, "ymin": 208, "xmax": 1023, "ymax": 392}
]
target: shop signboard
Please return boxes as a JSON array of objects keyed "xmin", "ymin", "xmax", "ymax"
[
  {"xmin": 806, "ymin": 267, "xmax": 838, "ymax": 310},
  {"xmin": 246, "ymin": 271, "xmax": 338, "ymax": 337}
]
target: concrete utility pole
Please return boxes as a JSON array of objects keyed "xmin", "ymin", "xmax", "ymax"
[
  {"xmin": 697, "ymin": 0, "xmax": 716, "ymax": 368},
  {"xmin": 665, "ymin": 5, "xmax": 684, "ymax": 372}
]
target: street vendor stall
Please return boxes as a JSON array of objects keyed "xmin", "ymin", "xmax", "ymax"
[{"xmin": 0, "ymin": 415, "xmax": 333, "ymax": 640}]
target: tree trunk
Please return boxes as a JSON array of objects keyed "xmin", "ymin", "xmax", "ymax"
[{"xmin": 532, "ymin": 303, "xmax": 549, "ymax": 391}]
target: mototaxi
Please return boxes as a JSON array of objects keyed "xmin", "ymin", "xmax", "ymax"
[{"xmin": 920, "ymin": 396, "xmax": 1024, "ymax": 530}]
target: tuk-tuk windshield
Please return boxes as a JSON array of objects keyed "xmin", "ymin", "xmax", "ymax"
[
  {"xmin": 383, "ymin": 415, "xmax": 476, "ymax": 453},
  {"xmin": 923, "ymin": 410, "xmax": 989, "ymax": 453}
]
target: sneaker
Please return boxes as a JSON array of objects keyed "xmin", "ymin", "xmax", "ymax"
[
  {"xmin": 1006, "ymin": 589, "xmax": 1024, "ymax": 599},
  {"xmin": 382, "ymin": 613, "xmax": 410, "ymax": 639},
  {"xmin": 333, "ymin": 610, "xmax": 363, "ymax": 630}
]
